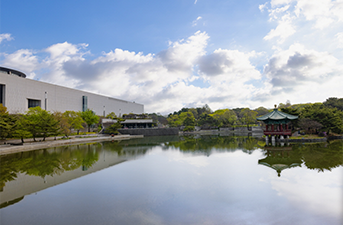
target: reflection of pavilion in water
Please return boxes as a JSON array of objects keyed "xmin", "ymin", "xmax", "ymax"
[{"xmin": 258, "ymin": 144, "xmax": 302, "ymax": 177}]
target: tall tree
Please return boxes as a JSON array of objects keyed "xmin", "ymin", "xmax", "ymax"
[
  {"xmin": 81, "ymin": 109, "xmax": 100, "ymax": 132},
  {"xmin": 240, "ymin": 108, "xmax": 258, "ymax": 128},
  {"xmin": 0, "ymin": 104, "xmax": 16, "ymax": 139},
  {"xmin": 301, "ymin": 103, "xmax": 343, "ymax": 134},
  {"xmin": 323, "ymin": 97, "xmax": 343, "ymax": 111},
  {"xmin": 12, "ymin": 115, "xmax": 32, "ymax": 143},
  {"xmin": 63, "ymin": 111, "xmax": 84, "ymax": 134},
  {"xmin": 25, "ymin": 107, "xmax": 59, "ymax": 141},
  {"xmin": 53, "ymin": 112, "xmax": 70, "ymax": 137}
]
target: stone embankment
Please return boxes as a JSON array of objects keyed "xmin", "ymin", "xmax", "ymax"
[
  {"xmin": 0, "ymin": 134, "xmax": 143, "ymax": 155},
  {"xmin": 182, "ymin": 126, "xmax": 264, "ymax": 137},
  {"xmin": 118, "ymin": 128, "xmax": 179, "ymax": 136},
  {"xmin": 281, "ymin": 138, "xmax": 327, "ymax": 143}
]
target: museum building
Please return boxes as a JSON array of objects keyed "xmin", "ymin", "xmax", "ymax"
[{"xmin": 0, "ymin": 66, "xmax": 144, "ymax": 115}]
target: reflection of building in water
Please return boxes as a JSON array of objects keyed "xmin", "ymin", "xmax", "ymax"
[
  {"xmin": 0, "ymin": 142, "xmax": 149, "ymax": 208},
  {"xmin": 258, "ymin": 146, "xmax": 302, "ymax": 177}
]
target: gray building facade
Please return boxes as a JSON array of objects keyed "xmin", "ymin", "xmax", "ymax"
[{"xmin": 0, "ymin": 67, "xmax": 144, "ymax": 115}]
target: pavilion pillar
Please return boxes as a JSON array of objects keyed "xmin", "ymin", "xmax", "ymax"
[{"xmin": 271, "ymin": 135, "xmax": 276, "ymax": 146}]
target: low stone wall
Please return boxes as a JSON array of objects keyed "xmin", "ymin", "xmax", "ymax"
[
  {"xmin": 118, "ymin": 128, "xmax": 179, "ymax": 136},
  {"xmin": 328, "ymin": 136, "xmax": 343, "ymax": 140},
  {"xmin": 218, "ymin": 126, "xmax": 263, "ymax": 133},
  {"xmin": 281, "ymin": 138, "xmax": 327, "ymax": 142}
]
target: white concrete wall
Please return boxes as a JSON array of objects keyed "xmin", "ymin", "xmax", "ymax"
[{"xmin": 0, "ymin": 72, "xmax": 144, "ymax": 115}]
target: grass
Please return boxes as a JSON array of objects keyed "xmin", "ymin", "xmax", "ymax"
[{"xmin": 289, "ymin": 134, "xmax": 324, "ymax": 139}]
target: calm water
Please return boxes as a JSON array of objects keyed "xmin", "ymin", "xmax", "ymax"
[{"xmin": 0, "ymin": 135, "xmax": 342, "ymax": 225}]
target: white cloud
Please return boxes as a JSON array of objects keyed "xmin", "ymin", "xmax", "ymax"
[
  {"xmin": 1, "ymin": 30, "xmax": 264, "ymax": 113},
  {"xmin": 259, "ymin": 2, "xmax": 268, "ymax": 12},
  {"xmin": 264, "ymin": 43, "xmax": 339, "ymax": 85},
  {"xmin": 1, "ymin": 49, "xmax": 39, "ymax": 78},
  {"xmin": 56, "ymin": 31, "xmax": 210, "ymax": 113},
  {"xmin": 264, "ymin": 14, "xmax": 296, "ymax": 43},
  {"xmin": 336, "ymin": 32, "xmax": 343, "ymax": 48},
  {"xmin": 294, "ymin": 0, "xmax": 336, "ymax": 29},
  {"xmin": 270, "ymin": 168, "xmax": 343, "ymax": 218},
  {"xmin": 0, "ymin": 33, "xmax": 13, "ymax": 44},
  {"xmin": 251, "ymin": 43, "xmax": 343, "ymax": 107},
  {"xmin": 192, "ymin": 16, "xmax": 202, "ymax": 27},
  {"xmin": 263, "ymin": 0, "xmax": 343, "ymax": 45}
]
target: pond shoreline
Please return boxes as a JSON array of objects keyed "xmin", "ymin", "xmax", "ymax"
[{"xmin": 0, "ymin": 134, "xmax": 143, "ymax": 156}]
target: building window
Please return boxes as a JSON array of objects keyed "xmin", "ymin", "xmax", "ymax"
[
  {"xmin": 0, "ymin": 84, "xmax": 5, "ymax": 106},
  {"xmin": 28, "ymin": 99, "xmax": 41, "ymax": 108},
  {"xmin": 82, "ymin": 96, "xmax": 88, "ymax": 112}
]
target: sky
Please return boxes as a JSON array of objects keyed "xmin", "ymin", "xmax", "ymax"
[{"xmin": 1, "ymin": 0, "xmax": 342, "ymax": 114}]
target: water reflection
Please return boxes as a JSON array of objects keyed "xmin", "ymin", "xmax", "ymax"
[
  {"xmin": 0, "ymin": 136, "xmax": 342, "ymax": 225},
  {"xmin": 259, "ymin": 146, "xmax": 302, "ymax": 177},
  {"xmin": 164, "ymin": 135, "xmax": 263, "ymax": 155},
  {"xmin": 259, "ymin": 140, "xmax": 343, "ymax": 177},
  {"xmin": 0, "ymin": 141, "xmax": 152, "ymax": 208}
]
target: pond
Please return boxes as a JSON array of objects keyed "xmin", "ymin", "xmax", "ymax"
[{"xmin": 0, "ymin": 135, "xmax": 342, "ymax": 225}]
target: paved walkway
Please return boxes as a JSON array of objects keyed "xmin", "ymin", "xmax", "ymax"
[{"xmin": 0, "ymin": 134, "xmax": 143, "ymax": 155}]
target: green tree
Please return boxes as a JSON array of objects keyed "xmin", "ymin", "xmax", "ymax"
[
  {"xmin": 12, "ymin": 115, "xmax": 32, "ymax": 143},
  {"xmin": 211, "ymin": 109, "xmax": 237, "ymax": 127},
  {"xmin": 255, "ymin": 106, "xmax": 270, "ymax": 117},
  {"xmin": 167, "ymin": 114, "xmax": 182, "ymax": 127},
  {"xmin": 63, "ymin": 111, "xmax": 84, "ymax": 134},
  {"xmin": 323, "ymin": 97, "xmax": 343, "ymax": 111},
  {"xmin": 106, "ymin": 112, "xmax": 117, "ymax": 119},
  {"xmin": 0, "ymin": 104, "xmax": 16, "ymax": 139},
  {"xmin": 240, "ymin": 108, "xmax": 258, "ymax": 128},
  {"xmin": 301, "ymin": 103, "xmax": 343, "ymax": 134},
  {"xmin": 104, "ymin": 121, "xmax": 123, "ymax": 135},
  {"xmin": 53, "ymin": 111, "xmax": 71, "ymax": 137},
  {"xmin": 198, "ymin": 113, "xmax": 216, "ymax": 128},
  {"xmin": 25, "ymin": 107, "xmax": 59, "ymax": 141},
  {"xmin": 298, "ymin": 118, "xmax": 323, "ymax": 134},
  {"xmin": 81, "ymin": 109, "xmax": 100, "ymax": 132}
]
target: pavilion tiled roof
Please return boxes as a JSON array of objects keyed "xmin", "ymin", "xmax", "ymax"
[{"xmin": 257, "ymin": 108, "xmax": 298, "ymax": 121}]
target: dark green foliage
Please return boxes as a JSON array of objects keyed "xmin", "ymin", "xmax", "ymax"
[
  {"xmin": 0, "ymin": 104, "xmax": 16, "ymax": 139},
  {"xmin": 148, "ymin": 113, "xmax": 168, "ymax": 125},
  {"xmin": 255, "ymin": 107, "xmax": 269, "ymax": 117},
  {"xmin": 183, "ymin": 126, "xmax": 195, "ymax": 132},
  {"xmin": 301, "ymin": 103, "xmax": 343, "ymax": 134},
  {"xmin": 198, "ymin": 113, "xmax": 216, "ymax": 128},
  {"xmin": 323, "ymin": 97, "xmax": 343, "ymax": 111},
  {"xmin": 280, "ymin": 107, "xmax": 299, "ymax": 116},
  {"xmin": 105, "ymin": 121, "xmax": 123, "ymax": 134}
]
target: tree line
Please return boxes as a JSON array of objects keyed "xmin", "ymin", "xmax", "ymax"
[
  {"xmin": 0, "ymin": 105, "xmax": 102, "ymax": 142},
  {"xmin": 164, "ymin": 97, "xmax": 343, "ymax": 134},
  {"xmin": 1, "ymin": 97, "xmax": 342, "ymax": 142},
  {"xmin": 166, "ymin": 104, "xmax": 265, "ymax": 131}
]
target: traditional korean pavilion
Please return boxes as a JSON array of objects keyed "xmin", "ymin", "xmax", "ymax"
[{"xmin": 257, "ymin": 106, "xmax": 298, "ymax": 141}]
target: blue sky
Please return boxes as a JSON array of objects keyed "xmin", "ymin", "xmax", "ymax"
[{"xmin": 1, "ymin": 0, "xmax": 343, "ymax": 114}]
